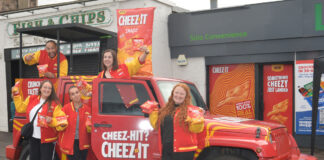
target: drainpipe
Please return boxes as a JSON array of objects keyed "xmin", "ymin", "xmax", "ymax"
[{"xmin": 210, "ymin": 0, "xmax": 217, "ymax": 9}]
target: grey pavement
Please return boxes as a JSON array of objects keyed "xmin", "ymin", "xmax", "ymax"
[
  {"xmin": 300, "ymin": 148, "xmax": 324, "ymax": 160},
  {"xmin": 0, "ymin": 131, "xmax": 323, "ymax": 159},
  {"xmin": 0, "ymin": 131, "xmax": 13, "ymax": 160}
]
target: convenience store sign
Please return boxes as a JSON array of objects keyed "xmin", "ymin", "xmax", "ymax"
[
  {"xmin": 7, "ymin": 8, "xmax": 112, "ymax": 36},
  {"xmin": 189, "ymin": 32, "xmax": 247, "ymax": 42},
  {"xmin": 316, "ymin": 3, "xmax": 324, "ymax": 31},
  {"xmin": 11, "ymin": 41, "xmax": 99, "ymax": 60}
]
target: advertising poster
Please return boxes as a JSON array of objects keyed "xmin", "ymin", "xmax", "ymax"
[
  {"xmin": 14, "ymin": 79, "xmax": 58, "ymax": 99},
  {"xmin": 117, "ymin": 7, "xmax": 155, "ymax": 76},
  {"xmin": 295, "ymin": 60, "xmax": 324, "ymax": 135},
  {"xmin": 263, "ymin": 64, "xmax": 293, "ymax": 134},
  {"xmin": 209, "ymin": 64, "xmax": 255, "ymax": 119}
]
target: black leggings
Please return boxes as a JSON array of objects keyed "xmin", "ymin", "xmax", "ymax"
[
  {"xmin": 29, "ymin": 137, "xmax": 55, "ymax": 160},
  {"xmin": 66, "ymin": 139, "xmax": 88, "ymax": 160}
]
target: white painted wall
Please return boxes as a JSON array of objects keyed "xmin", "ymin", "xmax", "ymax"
[
  {"xmin": 0, "ymin": 0, "xmax": 175, "ymax": 131},
  {"xmin": 0, "ymin": 21, "xmax": 8, "ymax": 132},
  {"xmin": 150, "ymin": 2, "xmax": 173, "ymax": 77},
  {"xmin": 171, "ymin": 57, "xmax": 206, "ymax": 101}
]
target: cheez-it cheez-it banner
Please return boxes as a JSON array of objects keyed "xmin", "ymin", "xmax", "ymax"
[{"xmin": 117, "ymin": 7, "xmax": 155, "ymax": 76}]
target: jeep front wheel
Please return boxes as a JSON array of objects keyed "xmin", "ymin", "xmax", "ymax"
[{"xmin": 197, "ymin": 147, "xmax": 258, "ymax": 160}]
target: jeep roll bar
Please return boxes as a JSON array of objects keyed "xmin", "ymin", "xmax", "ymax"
[{"xmin": 16, "ymin": 23, "xmax": 117, "ymax": 78}]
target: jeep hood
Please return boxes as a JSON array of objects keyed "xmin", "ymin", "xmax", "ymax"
[{"xmin": 203, "ymin": 112, "xmax": 286, "ymax": 136}]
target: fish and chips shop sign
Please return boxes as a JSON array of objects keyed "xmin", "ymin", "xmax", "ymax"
[{"xmin": 7, "ymin": 8, "xmax": 113, "ymax": 36}]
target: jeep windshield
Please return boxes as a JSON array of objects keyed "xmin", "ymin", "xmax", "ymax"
[{"xmin": 156, "ymin": 80, "xmax": 207, "ymax": 110}]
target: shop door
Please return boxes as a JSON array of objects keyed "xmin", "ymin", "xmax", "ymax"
[{"xmin": 263, "ymin": 64, "xmax": 293, "ymax": 134}]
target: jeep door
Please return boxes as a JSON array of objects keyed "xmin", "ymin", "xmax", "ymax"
[{"xmin": 91, "ymin": 78, "xmax": 160, "ymax": 159}]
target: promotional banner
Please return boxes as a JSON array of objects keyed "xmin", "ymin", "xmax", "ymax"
[
  {"xmin": 295, "ymin": 60, "xmax": 324, "ymax": 135},
  {"xmin": 263, "ymin": 64, "xmax": 293, "ymax": 134},
  {"xmin": 117, "ymin": 7, "xmax": 155, "ymax": 76},
  {"xmin": 15, "ymin": 79, "xmax": 58, "ymax": 99},
  {"xmin": 209, "ymin": 64, "xmax": 255, "ymax": 119}
]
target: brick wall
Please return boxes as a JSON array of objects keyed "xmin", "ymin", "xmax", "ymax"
[{"xmin": 0, "ymin": 0, "xmax": 37, "ymax": 12}]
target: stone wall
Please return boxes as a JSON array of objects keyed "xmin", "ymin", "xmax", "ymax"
[{"xmin": 0, "ymin": 0, "xmax": 37, "ymax": 12}]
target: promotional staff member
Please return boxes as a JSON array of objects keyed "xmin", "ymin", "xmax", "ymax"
[
  {"xmin": 24, "ymin": 40, "xmax": 68, "ymax": 78},
  {"xmin": 58, "ymin": 86, "xmax": 91, "ymax": 160},
  {"xmin": 13, "ymin": 80, "xmax": 67, "ymax": 160},
  {"xmin": 97, "ymin": 46, "xmax": 149, "ymax": 79},
  {"xmin": 142, "ymin": 83, "xmax": 205, "ymax": 160}
]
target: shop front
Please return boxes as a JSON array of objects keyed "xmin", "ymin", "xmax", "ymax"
[
  {"xmin": 0, "ymin": 0, "xmax": 183, "ymax": 132},
  {"xmin": 168, "ymin": 0, "xmax": 324, "ymax": 148}
]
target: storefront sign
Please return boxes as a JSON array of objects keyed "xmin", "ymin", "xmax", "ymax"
[
  {"xmin": 117, "ymin": 7, "xmax": 155, "ymax": 76},
  {"xmin": 7, "ymin": 8, "xmax": 113, "ymax": 36},
  {"xmin": 209, "ymin": 64, "xmax": 255, "ymax": 119},
  {"xmin": 11, "ymin": 41, "xmax": 100, "ymax": 59},
  {"xmin": 316, "ymin": 3, "xmax": 324, "ymax": 31},
  {"xmin": 295, "ymin": 60, "xmax": 324, "ymax": 135},
  {"xmin": 263, "ymin": 64, "xmax": 293, "ymax": 134},
  {"xmin": 190, "ymin": 32, "xmax": 247, "ymax": 42}
]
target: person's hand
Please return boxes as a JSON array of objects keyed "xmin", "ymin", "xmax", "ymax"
[
  {"xmin": 46, "ymin": 116, "xmax": 52, "ymax": 123},
  {"xmin": 44, "ymin": 72, "xmax": 55, "ymax": 78},
  {"xmin": 11, "ymin": 86, "xmax": 19, "ymax": 97},
  {"xmin": 86, "ymin": 91, "xmax": 92, "ymax": 97},
  {"xmin": 80, "ymin": 89, "xmax": 92, "ymax": 97},
  {"xmin": 140, "ymin": 100, "xmax": 158, "ymax": 114},
  {"xmin": 139, "ymin": 46, "xmax": 149, "ymax": 54},
  {"xmin": 25, "ymin": 53, "xmax": 35, "ymax": 62}
]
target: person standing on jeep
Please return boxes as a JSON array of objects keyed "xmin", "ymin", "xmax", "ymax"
[
  {"xmin": 58, "ymin": 86, "xmax": 91, "ymax": 160},
  {"xmin": 142, "ymin": 83, "xmax": 205, "ymax": 160},
  {"xmin": 23, "ymin": 40, "xmax": 68, "ymax": 78},
  {"xmin": 97, "ymin": 46, "xmax": 149, "ymax": 79}
]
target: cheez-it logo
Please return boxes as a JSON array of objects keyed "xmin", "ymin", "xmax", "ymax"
[
  {"xmin": 119, "ymin": 10, "xmax": 126, "ymax": 14},
  {"xmin": 272, "ymin": 64, "xmax": 284, "ymax": 72}
]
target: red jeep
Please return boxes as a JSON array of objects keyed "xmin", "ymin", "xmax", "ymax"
[{"xmin": 6, "ymin": 76, "xmax": 317, "ymax": 160}]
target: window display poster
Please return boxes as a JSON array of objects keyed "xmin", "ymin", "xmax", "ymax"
[
  {"xmin": 263, "ymin": 64, "xmax": 293, "ymax": 134},
  {"xmin": 295, "ymin": 60, "xmax": 324, "ymax": 135},
  {"xmin": 209, "ymin": 64, "xmax": 255, "ymax": 119}
]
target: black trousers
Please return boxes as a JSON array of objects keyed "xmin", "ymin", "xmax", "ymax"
[
  {"xmin": 66, "ymin": 139, "xmax": 88, "ymax": 160},
  {"xmin": 29, "ymin": 137, "xmax": 55, "ymax": 160}
]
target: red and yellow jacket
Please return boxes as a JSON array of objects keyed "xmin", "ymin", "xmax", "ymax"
[
  {"xmin": 13, "ymin": 95, "xmax": 66, "ymax": 143},
  {"xmin": 58, "ymin": 102, "xmax": 91, "ymax": 155},
  {"xmin": 23, "ymin": 50, "xmax": 68, "ymax": 77},
  {"xmin": 97, "ymin": 57, "xmax": 145, "ymax": 79},
  {"xmin": 149, "ymin": 105, "xmax": 205, "ymax": 152}
]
